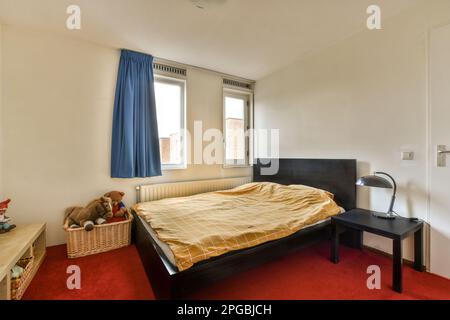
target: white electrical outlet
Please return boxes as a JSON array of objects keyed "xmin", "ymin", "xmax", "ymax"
[{"xmin": 402, "ymin": 151, "xmax": 415, "ymax": 161}]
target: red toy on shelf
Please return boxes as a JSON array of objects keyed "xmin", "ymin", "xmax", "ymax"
[
  {"xmin": 0, "ymin": 199, "xmax": 11, "ymax": 210},
  {"xmin": 0, "ymin": 199, "xmax": 16, "ymax": 234}
]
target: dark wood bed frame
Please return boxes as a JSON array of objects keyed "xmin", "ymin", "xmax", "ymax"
[{"xmin": 132, "ymin": 159, "xmax": 362, "ymax": 299}]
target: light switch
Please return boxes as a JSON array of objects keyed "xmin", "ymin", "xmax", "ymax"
[{"xmin": 402, "ymin": 151, "xmax": 415, "ymax": 161}]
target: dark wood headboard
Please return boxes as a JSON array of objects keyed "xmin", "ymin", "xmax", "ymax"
[{"xmin": 253, "ymin": 159, "xmax": 357, "ymax": 210}]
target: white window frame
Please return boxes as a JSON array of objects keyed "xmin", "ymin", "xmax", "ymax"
[
  {"xmin": 223, "ymin": 88, "xmax": 254, "ymax": 168},
  {"xmin": 154, "ymin": 74, "xmax": 187, "ymax": 171}
]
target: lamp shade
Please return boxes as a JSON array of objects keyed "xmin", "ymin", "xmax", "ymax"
[{"xmin": 356, "ymin": 175, "xmax": 393, "ymax": 189}]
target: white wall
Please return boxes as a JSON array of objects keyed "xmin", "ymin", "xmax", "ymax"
[
  {"xmin": 0, "ymin": 23, "xmax": 3, "ymax": 198},
  {"xmin": 2, "ymin": 26, "xmax": 251, "ymax": 246},
  {"xmin": 255, "ymin": 0, "xmax": 450, "ymax": 265}
]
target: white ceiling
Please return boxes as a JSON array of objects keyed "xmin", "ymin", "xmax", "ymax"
[{"xmin": 0, "ymin": 0, "xmax": 421, "ymax": 80}]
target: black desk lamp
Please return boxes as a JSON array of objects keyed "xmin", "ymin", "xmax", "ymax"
[{"xmin": 356, "ymin": 172, "xmax": 397, "ymax": 220}]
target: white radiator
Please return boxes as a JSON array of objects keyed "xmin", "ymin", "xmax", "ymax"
[{"xmin": 136, "ymin": 176, "xmax": 252, "ymax": 203}]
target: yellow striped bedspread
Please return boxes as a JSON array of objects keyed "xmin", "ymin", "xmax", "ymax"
[{"xmin": 133, "ymin": 182, "xmax": 341, "ymax": 271}]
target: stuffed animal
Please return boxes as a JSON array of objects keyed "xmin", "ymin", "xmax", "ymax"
[
  {"xmin": 104, "ymin": 191, "xmax": 127, "ymax": 222},
  {"xmin": 65, "ymin": 197, "xmax": 113, "ymax": 231},
  {"xmin": 0, "ymin": 199, "xmax": 16, "ymax": 234},
  {"xmin": 11, "ymin": 265, "xmax": 24, "ymax": 279}
]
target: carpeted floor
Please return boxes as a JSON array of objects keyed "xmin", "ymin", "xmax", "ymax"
[{"xmin": 23, "ymin": 242, "xmax": 450, "ymax": 300}]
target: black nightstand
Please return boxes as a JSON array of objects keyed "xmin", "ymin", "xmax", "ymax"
[{"xmin": 331, "ymin": 209, "xmax": 424, "ymax": 293}]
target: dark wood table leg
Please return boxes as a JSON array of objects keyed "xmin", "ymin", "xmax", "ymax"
[
  {"xmin": 331, "ymin": 221, "xmax": 340, "ymax": 264},
  {"xmin": 393, "ymin": 238, "xmax": 403, "ymax": 293},
  {"xmin": 414, "ymin": 228, "xmax": 424, "ymax": 272}
]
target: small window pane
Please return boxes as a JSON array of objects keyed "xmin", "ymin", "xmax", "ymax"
[
  {"xmin": 155, "ymin": 79, "xmax": 184, "ymax": 167},
  {"xmin": 225, "ymin": 97, "xmax": 245, "ymax": 119},
  {"xmin": 225, "ymin": 96, "xmax": 247, "ymax": 164}
]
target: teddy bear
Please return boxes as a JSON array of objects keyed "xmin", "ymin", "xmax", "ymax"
[
  {"xmin": 65, "ymin": 196, "xmax": 113, "ymax": 231},
  {"xmin": 104, "ymin": 191, "xmax": 127, "ymax": 223}
]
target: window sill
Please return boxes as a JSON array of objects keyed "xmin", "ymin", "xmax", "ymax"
[
  {"xmin": 162, "ymin": 165, "xmax": 187, "ymax": 171},
  {"xmin": 223, "ymin": 164, "xmax": 252, "ymax": 169}
]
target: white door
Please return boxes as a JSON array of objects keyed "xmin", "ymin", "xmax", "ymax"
[{"xmin": 429, "ymin": 24, "xmax": 450, "ymax": 279}]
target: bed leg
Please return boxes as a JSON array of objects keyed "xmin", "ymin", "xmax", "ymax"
[
  {"xmin": 169, "ymin": 286, "xmax": 183, "ymax": 300},
  {"xmin": 155, "ymin": 279, "xmax": 182, "ymax": 300}
]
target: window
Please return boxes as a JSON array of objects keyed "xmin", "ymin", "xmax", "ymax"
[
  {"xmin": 154, "ymin": 76, "xmax": 186, "ymax": 169},
  {"xmin": 223, "ymin": 91, "xmax": 252, "ymax": 167}
]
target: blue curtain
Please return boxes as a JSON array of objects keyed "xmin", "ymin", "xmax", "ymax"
[{"xmin": 111, "ymin": 50, "xmax": 162, "ymax": 178}]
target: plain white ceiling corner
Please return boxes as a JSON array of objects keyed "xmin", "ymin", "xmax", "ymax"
[{"xmin": 0, "ymin": 0, "xmax": 421, "ymax": 80}]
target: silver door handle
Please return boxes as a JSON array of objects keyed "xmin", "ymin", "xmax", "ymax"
[{"xmin": 438, "ymin": 145, "xmax": 450, "ymax": 167}]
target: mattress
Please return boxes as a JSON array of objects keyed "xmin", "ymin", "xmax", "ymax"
[
  {"xmin": 134, "ymin": 182, "xmax": 343, "ymax": 271},
  {"xmin": 146, "ymin": 215, "xmax": 341, "ymax": 268}
]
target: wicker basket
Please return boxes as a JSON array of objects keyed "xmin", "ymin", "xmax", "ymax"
[
  {"xmin": 11, "ymin": 256, "xmax": 34, "ymax": 300},
  {"xmin": 64, "ymin": 211, "xmax": 133, "ymax": 258}
]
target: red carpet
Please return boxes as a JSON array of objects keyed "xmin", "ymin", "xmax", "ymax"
[{"xmin": 23, "ymin": 242, "xmax": 450, "ymax": 300}]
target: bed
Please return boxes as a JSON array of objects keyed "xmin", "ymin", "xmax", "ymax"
[{"xmin": 132, "ymin": 159, "xmax": 361, "ymax": 299}]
